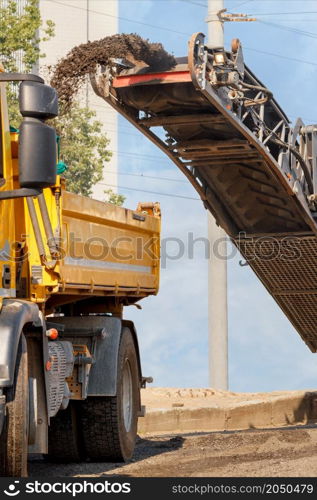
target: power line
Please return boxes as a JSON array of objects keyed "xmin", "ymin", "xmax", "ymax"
[
  {"xmin": 243, "ymin": 46, "xmax": 317, "ymax": 68},
  {"xmin": 110, "ymin": 149, "xmax": 178, "ymax": 167},
  {"xmin": 114, "ymin": 150, "xmax": 171, "ymax": 162},
  {"xmin": 45, "ymin": 1, "xmax": 317, "ymax": 76},
  {"xmin": 98, "ymin": 183, "xmax": 200, "ymax": 201},
  {"xmin": 233, "ymin": 0, "xmax": 255, "ymax": 9},
  {"xmin": 258, "ymin": 20, "xmax": 317, "ymax": 39},
  {"xmin": 108, "ymin": 170, "xmax": 187, "ymax": 184},
  {"xmin": 179, "ymin": 0, "xmax": 206, "ymax": 6},
  {"xmin": 106, "ymin": 128, "xmax": 141, "ymax": 137},
  {"xmin": 46, "ymin": 0, "xmax": 190, "ymax": 36},
  {"xmin": 181, "ymin": 0, "xmax": 257, "ymax": 8},
  {"xmin": 257, "ymin": 20, "xmax": 317, "ymax": 23},
  {"xmin": 181, "ymin": 0, "xmax": 256, "ymax": 11},
  {"xmin": 252, "ymin": 11, "xmax": 317, "ymax": 16}
]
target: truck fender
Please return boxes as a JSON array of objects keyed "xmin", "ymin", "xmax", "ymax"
[
  {"xmin": 87, "ymin": 317, "xmax": 142, "ymax": 397},
  {"xmin": 122, "ymin": 319, "xmax": 143, "ymax": 412},
  {"xmin": 0, "ymin": 299, "xmax": 41, "ymax": 387},
  {"xmin": 122, "ymin": 319, "xmax": 143, "ymax": 384}
]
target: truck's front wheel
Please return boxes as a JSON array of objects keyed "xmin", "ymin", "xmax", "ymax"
[
  {"xmin": 0, "ymin": 335, "xmax": 29, "ymax": 477},
  {"xmin": 80, "ymin": 327, "xmax": 140, "ymax": 462}
]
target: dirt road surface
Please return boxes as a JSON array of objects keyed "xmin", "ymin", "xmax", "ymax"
[{"xmin": 29, "ymin": 425, "xmax": 317, "ymax": 477}]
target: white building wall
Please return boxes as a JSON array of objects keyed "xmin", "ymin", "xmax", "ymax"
[{"xmin": 39, "ymin": 0, "xmax": 118, "ymax": 200}]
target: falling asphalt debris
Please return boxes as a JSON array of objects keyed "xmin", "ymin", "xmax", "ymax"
[{"xmin": 50, "ymin": 33, "xmax": 176, "ymax": 108}]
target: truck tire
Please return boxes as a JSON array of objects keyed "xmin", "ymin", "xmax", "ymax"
[
  {"xmin": 0, "ymin": 335, "xmax": 29, "ymax": 477},
  {"xmin": 47, "ymin": 402, "xmax": 85, "ymax": 462},
  {"xmin": 80, "ymin": 327, "xmax": 140, "ymax": 462}
]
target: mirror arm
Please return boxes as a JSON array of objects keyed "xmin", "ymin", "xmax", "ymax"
[
  {"xmin": 0, "ymin": 188, "xmax": 42, "ymax": 200},
  {"xmin": 0, "ymin": 73, "xmax": 44, "ymax": 84}
]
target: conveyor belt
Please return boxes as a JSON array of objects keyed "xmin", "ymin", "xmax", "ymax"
[{"xmin": 91, "ymin": 33, "xmax": 317, "ymax": 352}]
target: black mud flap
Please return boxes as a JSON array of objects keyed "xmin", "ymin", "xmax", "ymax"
[{"xmin": 0, "ymin": 299, "xmax": 41, "ymax": 387}]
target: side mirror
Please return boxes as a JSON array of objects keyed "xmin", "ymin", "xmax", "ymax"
[
  {"xmin": 19, "ymin": 119, "xmax": 57, "ymax": 189},
  {"xmin": 0, "ymin": 73, "xmax": 59, "ymax": 200},
  {"xmin": 19, "ymin": 81, "xmax": 58, "ymax": 119},
  {"xmin": 18, "ymin": 81, "xmax": 58, "ymax": 189}
]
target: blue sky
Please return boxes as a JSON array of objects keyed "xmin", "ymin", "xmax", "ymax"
[{"xmin": 114, "ymin": 0, "xmax": 317, "ymax": 392}]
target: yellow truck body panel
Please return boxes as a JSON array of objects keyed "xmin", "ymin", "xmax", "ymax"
[
  {"xmin": 0, "ymin": 81, "xmax": 16, "ymax": 298},
  {"xmin": 59, "ymin": 191, "xmax": 160, "ymax": 297}
]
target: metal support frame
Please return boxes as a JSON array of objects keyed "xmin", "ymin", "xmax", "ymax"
[
  {"xmin": 93, "ymin": 31, "xmax": 317, "ymax": 235},
  {"xmin": 188, "ymin": 32, "xmax": 317, "ymax": 219},
  {"xmin": 90, "ymin": 28, "xmax": 317, "ymax": 355}
]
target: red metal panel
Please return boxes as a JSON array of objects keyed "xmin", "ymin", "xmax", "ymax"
[{"xmin": 113, "ymin": 71, "xmax": 191, "ymax": 88}]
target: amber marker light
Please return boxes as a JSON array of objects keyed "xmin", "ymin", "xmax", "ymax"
[{"xmin": 46, "ymin": 328, "xmax": 59, "ymax": 340}]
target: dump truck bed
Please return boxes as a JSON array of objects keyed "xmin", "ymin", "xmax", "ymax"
[
  {"xmin": 91, "ymin": 34, "xmax": 317, "ymax": 352},
  {"xmin": 26, "ymin": 189, "xmax": 160, "ymax": 311},
  {"xmin": 58, "ymin": 191, "xmax": 160, "ymax": 296}
]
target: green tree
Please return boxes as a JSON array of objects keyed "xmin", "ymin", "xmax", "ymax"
[
  {"xmin": 54, "ymin": 105, "xmax": 112, "ymax": 197},
  {"xmin": 104, "ymin": 189, "xmax": 126, "ymax": 207},
  {"xmin": 0, "ymin": 0, "xmax": 55, "ymax": 128},
  {"xmin": 1, "ymin": 0, "xmax": 114, "ymax": 200}
]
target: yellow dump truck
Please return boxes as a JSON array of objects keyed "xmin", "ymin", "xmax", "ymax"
[{"xmin": 0, "ymin": 67, "xmax": 160, "ymax": 476}]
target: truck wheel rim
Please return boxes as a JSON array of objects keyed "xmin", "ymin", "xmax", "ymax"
[{"xmin": 122, "ymin": 361, "xmax": 133, "ymax": 432}]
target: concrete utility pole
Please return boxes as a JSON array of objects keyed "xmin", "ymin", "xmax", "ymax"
[
  {"xmin": 207, "ymin": 0, "xmax": 229, "ymax": 390},
  {"xmin": 206, "ymin": 0, "xmax": 224, "ymax": 49}
]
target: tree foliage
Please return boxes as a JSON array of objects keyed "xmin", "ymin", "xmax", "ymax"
[
  {"xmin": 54, "ymin": 105, "xmax": 112, "ymax": 197},
  {"xmin": 104, "ymin": 189, "xmax": 126, "ymax": 207},
  {"xmin": 1, "ymin": 0, "xmax": 114, "ymax": 200},
  {"xmin": 0, "ymin": 0, "xmax": 55, "ymax": 128}
]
